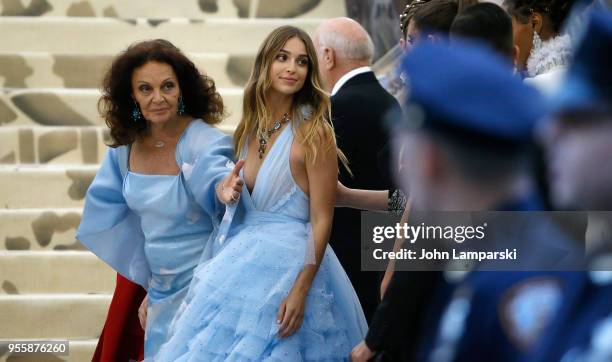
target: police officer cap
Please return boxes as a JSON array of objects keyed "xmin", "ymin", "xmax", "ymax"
[{"xmin": 398, "ymin": 40, "xmax": 549, "ymax": 147}]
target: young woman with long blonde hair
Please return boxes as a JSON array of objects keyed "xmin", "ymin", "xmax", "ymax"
[{"xmin": 157, "ymin": 25, "xmax": 367, "ymax": 361}]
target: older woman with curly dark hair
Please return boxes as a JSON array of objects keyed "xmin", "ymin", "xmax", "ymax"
[
  {"xmin": 99, "ymin": 39, "xmax": 225, "ymax": 146},
  {"xmin": 76, "ymin": 39, "xmax": 244, "ymax": 359}
]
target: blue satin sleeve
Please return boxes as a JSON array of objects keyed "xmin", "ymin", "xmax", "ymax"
[
  {"xmin": 177, "ymin": 123, "xmax": 244, "ymax": 261},
  {"xmin": 76, "ymin": 146, "xmax": 150, "ymax": 288},
  {"xmin": 178, "ymin": 123, "xmax": 234, "ymax": 225}
]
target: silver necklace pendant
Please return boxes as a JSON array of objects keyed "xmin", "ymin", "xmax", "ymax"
[
  {"xmin": 154, "ymin": 140, "xmax": 166, "ymax": 148},
  {"xmin": 258, "ymin": 113, "xmax": 289, "ymax": 159}
]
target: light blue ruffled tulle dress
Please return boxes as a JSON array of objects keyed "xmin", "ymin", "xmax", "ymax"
[
  {"xmin": 157, "ymin": 123, "xmax": 368, "ymax": 361},
  {"xmin": 76, "ymin": 120, "xmax": 235, "ymax": 358}
]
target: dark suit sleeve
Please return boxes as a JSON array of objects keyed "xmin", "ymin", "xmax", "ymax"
[
  {"xmin": 331, "ymin": 93, "xmax": 360, "ymax": 184},
  {"xmin": 365, "ymin": 271, "xmax": 442, "ymax": 359},
  {"xmin": 377, "ymin": 102, "xmax": 403, "ymax": 189},
  {"xmin": 377, "ymin": 141, "xmax": 393, "ymax": 190}
]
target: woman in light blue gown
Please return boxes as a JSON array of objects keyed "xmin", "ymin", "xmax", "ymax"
[
  {"xmin": 157, "ymin": 26, "xmax": 368, "ymax": 361},
  {"xmin": 76, "ymin": 39, "xmax": 243, "ymax": 358}
]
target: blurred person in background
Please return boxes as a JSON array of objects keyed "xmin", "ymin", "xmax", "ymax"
[
  {"xmin": 403, "ymin": 0, "xmax": 477, "ymax": 44},
  {"xmin": 394, "ymin": 40, "xmax": 553, "ymax": 362},
  {"xmin": 349, "ymin": 4, "xmax": 523, "ymax": 360},
  {"xmin": 379, "ymin": 0, "xmax": 475, "ymax": 104},
  {"xmin": 352, "ymin": 38, "xmax": 571, "ymax": 361},
  {"xmin": 535, "ymin": 8, "xmax": 612, "ymax": 361},
  {"xmin": 374, "ymin": 0, "xmax": 431, "ymax": 101},
  {"xmin": 450, "ymin": 2, "xmax": 518, "ymax": 62}
]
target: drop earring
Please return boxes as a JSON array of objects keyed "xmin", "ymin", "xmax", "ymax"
[
  {"xmin": 132, "ymin": 100, "xmax": 142, "ymax": 122},
  {"xmin": 177, "ymin": 95, "xmax": 186, "ymax": 115},
  {"xmin": 531, "ymin": 30, "xmax": 543, "ymax": 55}
]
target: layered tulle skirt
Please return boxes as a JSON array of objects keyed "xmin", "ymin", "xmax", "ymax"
[{"xmin": 156, "ymin": 211, "xmax": 367, "ymax": 361}]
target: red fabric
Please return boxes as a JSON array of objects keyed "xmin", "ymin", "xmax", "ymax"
[{"xmin": 92, "ymin": 273, "xmax": 146, "ymax": 362}]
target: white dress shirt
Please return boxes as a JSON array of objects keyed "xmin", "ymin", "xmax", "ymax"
[{"xmin": 331, "ymin": 66, "xmax": 372, "ymax": 96}]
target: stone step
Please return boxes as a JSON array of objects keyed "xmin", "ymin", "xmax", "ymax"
[
  {"xmin": 0, "ymin": 294, "xmax": 111, "ymax": 339},
  {"xmin": 0, "ymin": 52, "xmax": 254, "ymax": 89},
  {"xmin": 0, "ymin": 124, "xmax": 235, "ymax": 165},
  {"xmin": 0, "ymin": 88, "xmax": 243, "ymax": 128},
  {"xmin": 0, "ymin": 209, "xmax": 83, "ymax": 251},
  {"xmin": 0, "ymin": 251, "xmax": 115, "ymax": 294},
  {"xmin": 0, "ymin": 339, "xmax": 97, "ymax": 362},
  {"xmin": 0, "ymin": 126, "xmax": 107, "ymax": 165},
  {"xmin": 0, "ymin": 0, "xmax": 345, "ymax": 19},
  {"xmin": 0, "ymin": 17, "xmax": 321, "ymax": 54},
  {"xmin": 0, "ymin": 165, "xmax": 97, "ymax": 209}
]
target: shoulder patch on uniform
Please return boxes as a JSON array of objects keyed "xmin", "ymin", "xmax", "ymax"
[
  {"xmin": 562, "ymin": 314, "xmax": 612, "ymax": 361},
  {"xmin": 499, "ymin": 277, "xmax": 563, "ymax": 351},
  {"xmin": 589, "ymin": 254, "xmax": 612, "ymax": 286},
  {"xmin": 429, "ymin": 287, "xmax": 473, "ymax": 361}
]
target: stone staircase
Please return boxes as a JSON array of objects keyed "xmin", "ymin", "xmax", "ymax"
[{"xmin": 0, "ymin": 1, "xmax": 345, "ymax": 360}]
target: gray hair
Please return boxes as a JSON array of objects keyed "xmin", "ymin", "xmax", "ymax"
[{"xmin": 317, "ymin": 25, "xmax": 374, "ymax": 63}]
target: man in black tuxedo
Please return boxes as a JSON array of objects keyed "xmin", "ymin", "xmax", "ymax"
[{"xmin": 314, "ymin": 17, "xmax": 401, "ymax": 322}]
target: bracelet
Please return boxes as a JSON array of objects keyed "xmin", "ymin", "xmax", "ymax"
[{"xmin": 387, "ymin": 189, "xmax": 407, "ymax": 215}]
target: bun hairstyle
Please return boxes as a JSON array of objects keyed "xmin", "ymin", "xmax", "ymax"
[
  {"xmin": 450, "ymin": 3, "xmax": 515, "ymax": 58},
  {"xmin": 410, "ymin": 0, "xmax": 478, "ymax": 35},
  {"xmin": 503, "ymin": 0, "xmax": 578, "ymax": 33}
]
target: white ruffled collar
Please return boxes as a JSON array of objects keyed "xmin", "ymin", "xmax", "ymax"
[{"xmin": 526, "ymin": 34, "xmax": 572, "ymax": 78}]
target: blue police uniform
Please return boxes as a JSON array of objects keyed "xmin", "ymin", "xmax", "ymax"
[
  {"xmin": 393, "ymin": 39, "xmax": 585, "ymax": 362},
  {"xmin": 531, "ymin": 8, "xmax": 612, "ymax": 362}
]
